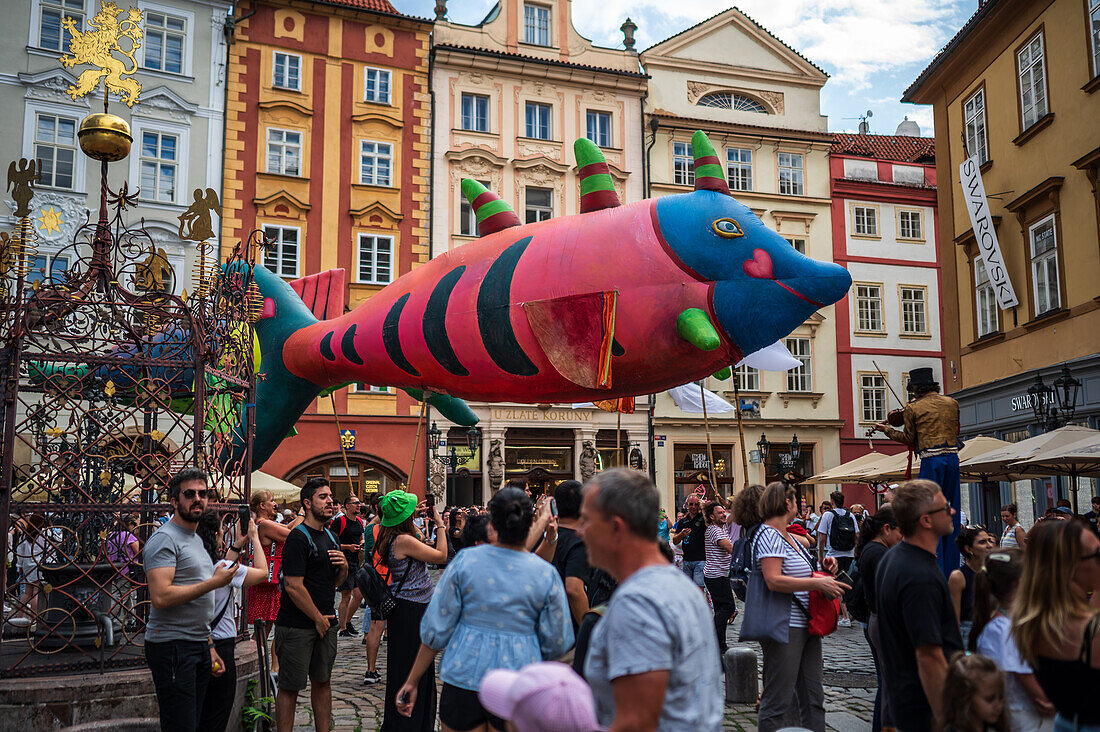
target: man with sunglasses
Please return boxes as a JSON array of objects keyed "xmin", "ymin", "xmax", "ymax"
[{"xmin": 143, "ymin": 467, "xmax": 240, "ymax": 732}]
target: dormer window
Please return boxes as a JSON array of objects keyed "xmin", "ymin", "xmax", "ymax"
[
  {"xmin": 524, "ymin": 4, "xmax": 551, "ymax": 46},
  {"xmin": 697, "ymin": 92, "xmax": 767, "ymax": 113}
]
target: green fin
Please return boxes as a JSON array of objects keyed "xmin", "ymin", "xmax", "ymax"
[
  {"xmin": 712, "ymin": 367, "xmax": 732, "ymax": 380},
  {"xmin": 403, "ymin": 388, "xmax": 479, "ymax": 426},
  {"xmin": 676, "ymin": 308, "xmax": 720, "ymax": 351}
]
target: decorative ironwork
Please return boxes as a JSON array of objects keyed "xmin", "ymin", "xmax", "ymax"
[{"xmin": 0, "ymin": 4, "xmax": 258, "ymax": 678}]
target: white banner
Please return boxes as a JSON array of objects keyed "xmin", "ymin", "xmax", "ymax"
[{"xmin": 960, "ymin": 156, "xmax": 1018, "ymax": 309}]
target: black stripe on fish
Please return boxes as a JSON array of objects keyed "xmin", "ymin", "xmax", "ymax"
[
  {"xmin": 320, "ymin": 331, "xmax": 336, "ymax": 361},
  {"xmin": 477, "ymin": 236, "xmax": 538, "ymax": 377},
  {"xmin": 383, "ymin": 293, "xmax": 419, "ymax": 376},
  {"xmin": 612, "ymin": 337, "xmax": 624, "ymax": 357},
  {"xmin": 423, "ymin": 266, "xmax": 469, "ymax": 377},
  {"xmin": 341, "ymin": 324, "xmax": 364, "ymax": 365}
]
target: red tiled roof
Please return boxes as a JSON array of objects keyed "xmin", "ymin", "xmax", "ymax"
[
  {"xmin": 434, "ymin": 44, "xmax": 647, "ymax": 78},
  {"xmin": 831, "ymin": 133, "xmax": 935, "ymax": 164},
  {"xmin": 312, "ymin": 0, "xmax": 400, "ymax": 15}
]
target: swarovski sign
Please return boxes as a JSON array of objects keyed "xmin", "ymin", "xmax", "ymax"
[{"xmin": 960, "ymin": 156, "xmax": 1018, "ymax": 309}]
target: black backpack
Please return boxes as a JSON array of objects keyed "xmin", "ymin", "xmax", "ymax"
[
  {"xmin": 827, "ymin": 509, "xmax": 857, "ymax": 552},
  {"xmin": 843, "ymin": 557, "xmax": 869, "ymax": 624},
  {"xmin": 728, "ymin": 523, "xmax": 761, "ymax": 601},
  {"xmin": 353, "ymin": 541, "xmax": 410, "ymax": 621}
]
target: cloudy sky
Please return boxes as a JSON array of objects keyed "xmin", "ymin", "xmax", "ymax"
[{"xmin": 400, "ymin": 0, "xmax": 980, "ymax": 136}]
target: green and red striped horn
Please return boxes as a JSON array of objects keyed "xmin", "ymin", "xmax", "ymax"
[
  {"xmin": 691, "ymin": 130, "xmax": 730, "ymax": 195},
  {"xmin": 461, "ymin": 179, "xmax": 520, "ymax": 236},
  {"xmin": 574, "ymin": 138, "xmax": 621, "ymax": 213}
]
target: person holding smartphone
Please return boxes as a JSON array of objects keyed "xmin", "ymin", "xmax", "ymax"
[{"xmin": 272, "ymin": 478, "xmax": 347, "ymax": 732}]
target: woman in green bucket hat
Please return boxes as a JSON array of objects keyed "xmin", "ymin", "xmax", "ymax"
[{"xmin": 373, "ymin": 489, "xmax": 447, "ymax": 730}]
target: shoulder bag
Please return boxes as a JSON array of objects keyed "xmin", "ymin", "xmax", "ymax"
[{"xmin": 738, "ymin": 528, "xmax": 793, "ymax": 644}]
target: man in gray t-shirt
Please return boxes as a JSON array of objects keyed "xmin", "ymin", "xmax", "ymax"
[
  {"xmin": 142, "ymin": 468, "xmax": 236, "ymax": 732},
  {"xmin": 579, "ymin": 469, "xmax": 722, "ymax": 731}
]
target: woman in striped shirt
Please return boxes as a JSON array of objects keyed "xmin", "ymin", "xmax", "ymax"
[
  {"xmin": 756, "ymin": 482, "xmax": 849, "ymax": 732},
  {"xmin": 703, "ymin": 501, "xmax": 736, "ymax": 656}
]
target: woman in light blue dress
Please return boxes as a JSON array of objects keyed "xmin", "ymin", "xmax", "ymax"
[{"xmin": 395, "ymin": 487, "xmax": 572, "ymax": 732}]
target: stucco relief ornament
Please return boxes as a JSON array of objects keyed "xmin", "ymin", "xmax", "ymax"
[
  {"xmin": 59, "ymin": 1, "xmax": 144, "ymax": 107},
  {"xmin": 429, "ymin": 455, "xmax": 446, "ymax": 499},
  {"xmin": 580, "ymin": 441, "xmax": 598, "ymax": 483},
  {"xmin": 487, "ymin": 439, "xmax": 504, "ymax": 491},
  {"xmin": 686, "ymin": 81, "xmax": 714, "ymax": 105}
]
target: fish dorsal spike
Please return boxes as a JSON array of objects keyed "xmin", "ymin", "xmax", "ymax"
[
  {"xmin": 574, "ymin": 138, "xmax": 621, "ymax": 213},
  {"xmin": 460, "ymin": 178, "xmax": 520, "ymax": 237},
  {"xmin": 691, "ymin": 130, "xmax": 731, "ymax": 196}
]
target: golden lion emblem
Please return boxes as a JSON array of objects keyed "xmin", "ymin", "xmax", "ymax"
[{"xmin": 59, "ymin": 2, "xmax": 143, "ymax": 107}]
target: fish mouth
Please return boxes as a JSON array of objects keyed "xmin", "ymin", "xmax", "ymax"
[{"xmin": 773, "ymin": 280, "xmax": 824, "ymax": 309}]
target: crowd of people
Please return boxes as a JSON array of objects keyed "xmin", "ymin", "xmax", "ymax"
[{"xmin": 128, "ymin": 462, "xmax": 1100, "ymax": 732}]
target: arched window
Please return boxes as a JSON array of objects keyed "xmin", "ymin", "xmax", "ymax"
[{"xmin": 697, "ymin": 92, "xmax": 767, "ymax": 114}]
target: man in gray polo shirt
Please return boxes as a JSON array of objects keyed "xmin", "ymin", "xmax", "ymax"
[
  {"xmin": 579, "ymin": 468, "xmax": 722, "ymax": 731},
  {"xmin": 143, "ymin": 467, "xmax": 237, "ymax": 732}
]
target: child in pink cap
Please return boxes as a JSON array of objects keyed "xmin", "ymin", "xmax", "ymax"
[{"xmin": 478, "ymin": 662, "xmax": 604, "ymax": 732}]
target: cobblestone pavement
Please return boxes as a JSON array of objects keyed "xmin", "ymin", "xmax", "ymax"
[{"xmin": 283, "ymin": 606, "xmax": 877, "ymax": 731}]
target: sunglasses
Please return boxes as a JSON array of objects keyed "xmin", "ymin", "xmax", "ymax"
[
  {"xmin": 181, "ymin": 489, "xmax": 209, "ymax": 499},
  {"xmin": 924, "ymin": 505, "xmax": 952, "ymax": 517}
]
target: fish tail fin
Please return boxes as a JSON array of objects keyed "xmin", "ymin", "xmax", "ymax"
[{"xmin": 221, "ymin": 262, "xmax": 326, "ymax": 471}]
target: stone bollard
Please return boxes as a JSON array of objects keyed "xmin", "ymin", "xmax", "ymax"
[{"xmin": 723, "ymin": 646, "xmax": 758, "ymax": 704}]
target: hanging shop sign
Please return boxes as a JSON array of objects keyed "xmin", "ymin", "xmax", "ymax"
[{"xmin": 959, "ymin": 156, "xmax": 1018, "ymax": 309}]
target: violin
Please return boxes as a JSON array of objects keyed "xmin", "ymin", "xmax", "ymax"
[{"xmin": 865, "ymin": 408, "xmax": 905, "ymax": 438}]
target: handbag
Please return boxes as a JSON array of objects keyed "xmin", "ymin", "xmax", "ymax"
[
  {"xmin": 738, "ymin": 530, "xmax": 791, "ymax": 644},
  {"xmin": 354, "ymin": 546, "xmax": 410, "ymax": 621},
  {"xmin": 794, "ymin": 571, "xmax": 841, "ymax": 637}
]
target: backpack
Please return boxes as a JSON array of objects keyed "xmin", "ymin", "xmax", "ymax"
[
  {"xmin": 586, "ymin": 568, "xmax": 617, "ymax": 608},
  {"xmin": 842, "ymin": 558, "xmax": 869, "ymax": 624},
  {"xmin": 826, "ymin": 509, "xmax": 857, "ymax": 552},
  {"xmin": 277, "ymin": 524, "xmax": 338, "ymax": 595},
  {"xmin": 353, "ymin": 529, "xmax": 410, "ymax": 621},
  {"xmin": 729, "ymin": 523, "xmax": 761, "ymax": 601}
]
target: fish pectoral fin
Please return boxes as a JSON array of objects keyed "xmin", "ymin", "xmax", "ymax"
[
  {"xmin": 403, "ymin": 388, "xmax": 479, "ymax": 427},
  {"xmin": 522, "ymin": 291, "xmax": 617, "ymax": 390},
  {"xmin": 676, "ymin": 308, "xmax": 721, "ymax": 351},
  {"xmin": 288, "ymin": 269, "xmax": 346, "ymax": 321},
  {"xmin": 712, "ymin": 366, "xmax": 732, "ymax": 380}
]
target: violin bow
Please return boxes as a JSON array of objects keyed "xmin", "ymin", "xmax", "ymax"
[{"xmin": 872, "ymin": 359, "xmax": 906, "ymax": 407}]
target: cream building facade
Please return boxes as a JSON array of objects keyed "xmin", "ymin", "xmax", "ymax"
[
  {"xmin": 642, "ymin": 9, "xmax": 842, "ymax": 509},
  {"xmin": 428, "ymin": 0, "xmax": 649, "ymax": 504}
]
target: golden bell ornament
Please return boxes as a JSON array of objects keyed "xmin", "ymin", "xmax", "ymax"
[{"xmin": 78, "ymin": 113, "xmax": 132, "ymax": 162}]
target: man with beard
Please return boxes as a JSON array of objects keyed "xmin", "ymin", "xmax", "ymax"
[
  {"xmin": 143, "ymin": 467, "xmax": 240, "ymax": 731},
  {"xmin": 273, "ymin": 477, "xmax": 348, "ymax": 732}
]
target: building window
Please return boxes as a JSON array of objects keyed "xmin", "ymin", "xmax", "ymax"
[
  {"xmin": 461, "ymin": 93, "xmax": 489, "ymax": 132},
  {"xmin": 586, "ymin": 110, "xmax": 611, "ymax": 148},
  {"xmin": 262, "ymin": 225, "xmax": 299, "ymax": 278},
  {"xmin": 854, "ymin": 283, "xmax": 884, "ymax": 333},
  {"xmin": 900, "ymin": 286, "xmax": 929, "ymax": 335},
  {"xmin": 853, "ymin": 205, "xmax": 879, "ymax": 236},
  {"xmin": 266, "ymin": 128, "xmax": 301, "ymax": 176},
  {"xmin": 898, "ymin": 210, "xmax": 923, "ymax": 240},
  {"xmin": 143, "ymin": 10, "xmax": 186, "ymax": 74},
  {"xmin": 525, "ymin": 186, "xmax": 553, "ymax": 223},
  {"xmin": 459, "ymin": 179, "xmax": 488, "ymax": 236},
  {"xmin": 273, "ymin": 52, "xmax": 300, "ymax": 91},
  {"xmin": 364, "ymin": 67, "xmax": 391, "ymax": 105},
  {"xmin": 1029, "ymin": 214, "xmax": 1060, "ymax": 315},
  {"xmin": 34, "ymin": 112, "xmax": 77, "ymax": 190},
  {"xmin": 726, "ymin": 147, "xmax": 752, "ymax": 191},
  {"xmin": 525, "ymin": 102, "xmax": 551, "ymax": 140},
  {"xmin": 357, "ymin": 234, "xmax": 393, "ymax": 284},
  {"xmin": 39, "ymin": 0, "xmax": 83, "ymax": 52},
  {"xmin": 523, "ymin": 3, "xmax": 551, "ymax": 46},
  {"xmin": 734, "ymin": 364, "xmax": 759, "ymax": 391},
  {"xmin": 778, "ymin": 152, "xmax": 804, "ymax": 196},
  {"xmin": 785, "ymin": 237, "xmax": 806, "ymax": 254},
  {"xmin": 359, "ymin": 140, "xmax": 392, "ymax": 186},
  {"xmin": 697, "ymin": 92, "xmax": 767, "ymax": 113},
  {"xmin": 352, "ymin": 383, "xmax": 391, "ymax": 394},
  {"xmin": 673, "ymin": 141, "xmax": 694, "ymax": 186},
  {"xmin": 975, "ymin": 258, "xmax": 999, "ymax": 337},
  {"xmin": 139, "ymin": 130, "xmax": 177, "ymax": 203},
  {"xmin": 784, "ymin": 337, "xmax": 812, "ymax": 392},
  {"xmin": 27, "ymin": 252, "xmax": 69, "ymax": 288},
  {"xmin": 963, "ymin": 88, "xmax": 988, "ymax": 164},
  {"xmin": 1091, "ymin": 0, "xmax": 1100, "ymax": 77},
  {"xmin": 860, "ymin": 373, "xmax": 888, "ymax": 423},
  {"xmin": 1017, "ymin": 32, "xmax": 1048, "ymax": 130}
]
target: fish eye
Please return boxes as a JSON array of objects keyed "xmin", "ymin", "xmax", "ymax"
[{"xmin": 712, "ymin": 218, "xmax": 744, "ymax": 238}]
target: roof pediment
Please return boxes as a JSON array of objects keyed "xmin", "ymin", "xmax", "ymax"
[{"xmin": 131, "ymin": 85, "xmax": 199, "ymax": 119}]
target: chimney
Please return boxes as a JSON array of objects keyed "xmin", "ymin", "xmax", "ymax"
[
  {"xmin": 621, "ymin": 18, "xmax": 637, "ymax": 51},
  {"xmin": 434, "ymin": 0, "xmax": 446, "ymax": 21}
]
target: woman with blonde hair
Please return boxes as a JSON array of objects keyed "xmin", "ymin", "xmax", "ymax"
[
  {"xmin": 248, "ymin": 488, "xmax": 292, "ymax": 678},
  {"xmin": 1013, "ymin": 519, "xmax": 1100, "ymax": 731}
]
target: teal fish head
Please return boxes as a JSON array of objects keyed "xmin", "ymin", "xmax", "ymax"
[{"xmin": 655, "ymin": 190, "xmax": 852, "ymax": 357}]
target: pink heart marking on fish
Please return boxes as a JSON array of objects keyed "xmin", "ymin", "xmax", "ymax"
[{"xmin": 742, "ymin": 249, "xmax": 774, "ymax": 279}]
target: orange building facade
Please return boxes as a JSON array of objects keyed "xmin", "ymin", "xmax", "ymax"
[{"xmin": 222, "ymin": 0, "xmax": 432, "ymax": 498}]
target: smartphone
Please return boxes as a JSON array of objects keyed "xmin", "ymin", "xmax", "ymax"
[
  {"xmin": 238, "ymin": 504, "xmax": 250, "ymax": 532},
  {"xmin": 549, "ymin": 497, "xmax": 558, "ymax": 517},
  {"xmin": 835, "ymin": 570, "xmax": 854, "ymax": 587},
  {"xmin": 398, "ymin": 691, "xmax": 409, "ymax": 705}
]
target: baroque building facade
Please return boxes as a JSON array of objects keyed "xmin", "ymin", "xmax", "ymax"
[
  {"xmin": 221, "ymin": 0, "xmax": 433, "ymax": 498},
  {"xmin": 642, "ymin": 8, "xmax": 840, "ymax": 509},
  {"xmin": 427, "ymin": 0, "xmax": 649, "ymax": 504}
]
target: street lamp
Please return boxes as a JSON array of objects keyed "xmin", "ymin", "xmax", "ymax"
[
  {"xmin": 757, "ymin": 433, "xmax": 770, "ymax": 461},
  {"xmin": 1053, "ymin": 364, "xmax": 1081, "ymax": 424},
  {"xmin": 790, "ymin": 434, "xmax": 801, "ymax": 463},
  {"xmin": 465, "ymin": 425, "xmax": 482, "ymax": 451},
  {"xmin": 428, "ymin": 421, "xmax": 442, "ymax": 452},
  {"xmin": 1027, "ymin": 373, "xmax": 1054, "ymax": 430}
]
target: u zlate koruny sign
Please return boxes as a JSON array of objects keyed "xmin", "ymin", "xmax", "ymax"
[{"xmin": 959, "ymin": 156, "xmax": 1018, "ymax": 309}]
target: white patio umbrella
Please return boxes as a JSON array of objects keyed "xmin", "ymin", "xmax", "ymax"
[{"xmin": 1008, "ymin": 430, "xmax": 1100, "ymax": 511}]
